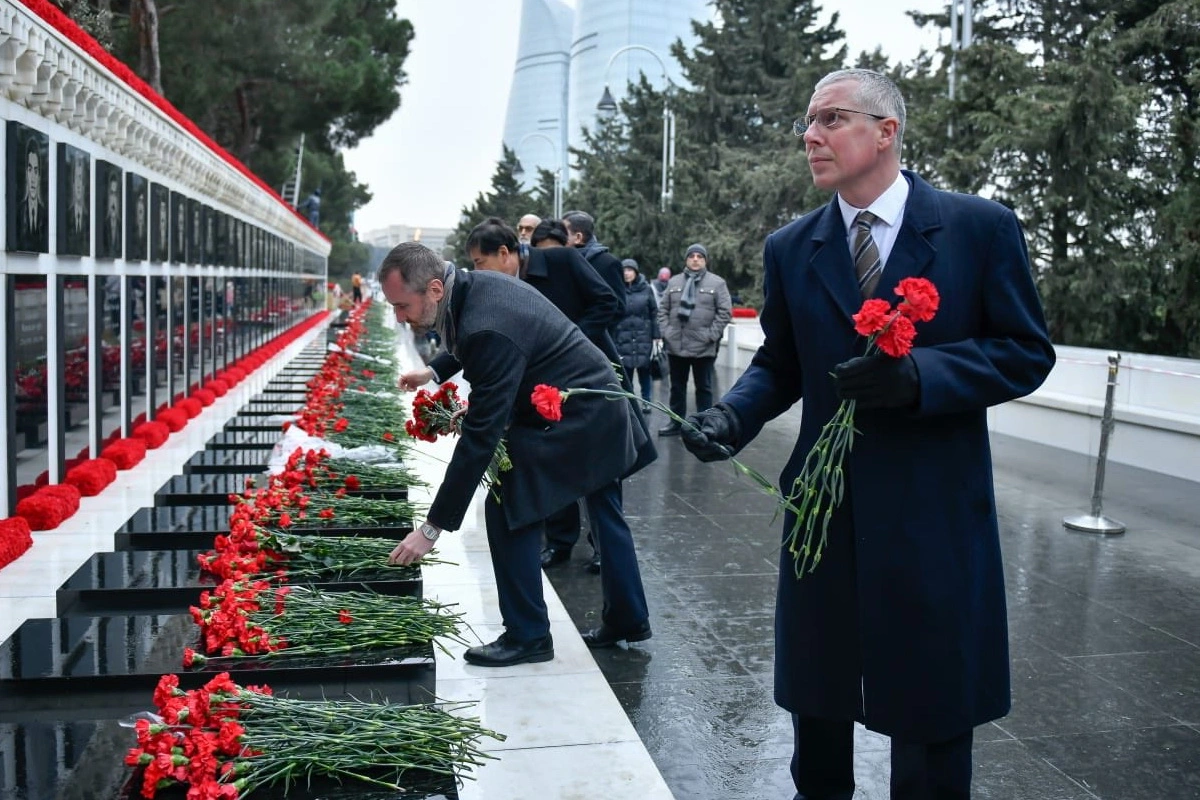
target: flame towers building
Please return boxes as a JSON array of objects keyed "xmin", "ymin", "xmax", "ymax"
[
  {"xmin": 502, "ymin": 0, "xmax": 575, "ymax": 194},
  {"xmin": 503, "ymin": 0, "xmax": 708, "ymax": 191}
]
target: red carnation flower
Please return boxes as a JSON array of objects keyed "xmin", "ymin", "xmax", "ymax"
[
  {"xmin": 39, "ymin": 484, "xmax": 81, "ymax": 514},
  {"xmin": 16, "ymin": 493, "xmax": 71, "ymax": 530},
  {"xmin": 179, "ymin": 398, "xmax": 203, "ymax": 419},
  {"xmin": 193, "ymin": 388, "xmax": 217, "ymax": 407},
  {"xmin": 895, "ymin": 277, "xmax": 940, "ymax": 323},
  {"xmin": 338, "ymin": 610, "xmax": 353, "ymax": 625},
  {"xmin": 157, "ymin": 408, "xmax": 188, "ymax": 432},
  {"xmin": 101, "ymin": 438, "xmax": 148, "ymax": 470},
  {"xmin": 0, "ymin": 517, "xmax": 33, "ymax": 570},
  {"xmin": 132, "ymin": 421, "xmax": 170, "ymax": 449},
  {"xmin": 531, "ymin": 384, "xmax": 564, "ymax": 421},
  {"xmin": 852, "ymin": 299, "xmax": 894, "ymax": 338},
  {"xmin": 874, "ymin": 314, "xmax": 918, "ymax": 358}
]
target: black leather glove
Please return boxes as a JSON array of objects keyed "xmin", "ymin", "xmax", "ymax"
[
  {"xmin": 833, "ymin": 354, "xmax": 920, "ymax": 409},
  {"xmin": 681, "ymin": 403, "xmax": 742, "ymax": 463}
]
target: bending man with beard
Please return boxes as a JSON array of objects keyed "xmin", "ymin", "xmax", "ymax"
[{"xmin": 384, "ymin": 242, "xmax": 655, "ymax": 665}]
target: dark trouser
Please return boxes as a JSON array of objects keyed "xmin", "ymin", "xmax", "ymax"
[
  {"xmin": 352, "ymin": 286, "xmax": 363, "ymax": 302},
  {"xmin": 790, "ymin": 716, "xmax": 974, "ymax": 800},
  {"xmin": 484, "ymin": 494, "xmax": 549, "ymax": 642},
  {"xmin": 543, "ymin": 500, "xmax": 583, "ymax": 554},
  {"xmin": 487, "ymin": 481, "xmax": 647, "ymax": 641},
  {"xmin": 634, "ymin": 365, "xmax": 653, "ymax": 402},
  {"xmin": 583, "ymin": 479, "xmax": 648, "ymax": 628},
  {"xmin": 667, "ymin": 354, "xmax": 715, "ymax": 418}
]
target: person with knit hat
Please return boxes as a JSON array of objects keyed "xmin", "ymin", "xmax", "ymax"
[{"xmin": 655, "ymin": 243, "xmax": 732, "ymax": 436}]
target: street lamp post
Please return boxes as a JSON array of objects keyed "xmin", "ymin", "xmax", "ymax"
[
  {"xmin": 513, "ymin": 131, "xmax": 562, "ymax": 220},
  {"xmin": 595, "ymin": 44, "xmax": 675, "ymax": 213}
]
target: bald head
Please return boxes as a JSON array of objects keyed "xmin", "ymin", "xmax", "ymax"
[{"xmin": 516, "ymin": 214, "xmax": 540, "ymax": 243}]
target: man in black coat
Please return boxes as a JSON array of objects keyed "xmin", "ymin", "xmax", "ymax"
[
  {"xmin": 384, "ymin": 242, "xmax": 655, "ymax": 665},
  {"xmin": 562, "ymin": 209, "xmax": 626, "ymax": 318}
]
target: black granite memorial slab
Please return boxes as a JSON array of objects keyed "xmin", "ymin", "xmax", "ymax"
[
  {"xmin": 154, "ymin": 473, "xmax": 245, "ymax": 507},
  {"xmin": 223, "ymin": 416, "xmax": 287, "ymax": 433},
  {"xmin": 258, "ymin": 386, "xmax": 312, "ymax": 396},
  {"xmin": 116, "ymin": 506, "xmax": 234, "ymax": 536},
  {"xmin": 237, "ymin": 403, "xmax": 300, "ymax": 417},
  {"xmin": 0, "ymin": 615, "xmax": 435, "ymax": 715},
  {"xmin": 183, "ymin": 449, "xmax": 269, "ymax": 475},
  {"xmin": 56, "ymin": 549, "xmax": 422, "ymax": 617},
  {"xmin": 115, "ymin": 505, "xmax": 413, "ymax": 551},
  {"xmin": 205, "ymin": 431, "xmax": 279, "ymax": 450}
]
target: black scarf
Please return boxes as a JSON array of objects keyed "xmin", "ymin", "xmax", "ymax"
[{"xmin": 677, "ymin": 267, "xmax": 706, "ymax": 322}]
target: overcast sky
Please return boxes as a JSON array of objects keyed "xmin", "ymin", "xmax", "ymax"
[{"xmin": 344, "ymin": 0, "xmax": 947, "ymax": 235}]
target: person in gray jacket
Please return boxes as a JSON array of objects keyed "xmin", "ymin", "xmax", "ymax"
[{"xmin": 656, "ymin": 243, "xmax": 732, "ymax": 435}]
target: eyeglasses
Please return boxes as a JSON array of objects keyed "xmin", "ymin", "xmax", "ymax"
[{"xmin": 793, "ymin": 107, "xmax": 888, "ymax": 136}]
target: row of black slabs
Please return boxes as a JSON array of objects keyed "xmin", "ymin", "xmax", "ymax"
[{"xmin": 0, "ymin": 333, "xmax": 454, "ymax": 799}]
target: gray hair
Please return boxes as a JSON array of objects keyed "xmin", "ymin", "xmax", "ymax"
[
  {"xmin": 378, "ymin": 241, "xmax": 443, "ymax": 292},
  {"xmin": 815, "ymin": 69, "xmax": 906, "ymax": 156}
]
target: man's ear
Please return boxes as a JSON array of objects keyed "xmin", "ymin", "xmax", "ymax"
[{"xmin": 427, "ymin": 278, "xmax": 445, "ymax": 303}]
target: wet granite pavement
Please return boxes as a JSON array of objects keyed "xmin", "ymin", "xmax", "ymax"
[{"xmin": 545, "ymin": 368, "xmax": 1200, "ymax": 800}]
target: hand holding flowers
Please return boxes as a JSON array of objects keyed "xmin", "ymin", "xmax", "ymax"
[{"xmin": 783, "ymin": 277, "xmax": 940, "ymax": 577}]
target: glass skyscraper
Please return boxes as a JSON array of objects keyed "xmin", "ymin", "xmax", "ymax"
[
  {"xmin": 566, "ymin": 0, "xmax": 707, "ymax": 159},
  {"xmin": 503, "ymin": 0, "xmax": 575, "ymax": 191},
  {"xmin": 503, "ymin": 0, "xmax": 709, "ymax": 188}
]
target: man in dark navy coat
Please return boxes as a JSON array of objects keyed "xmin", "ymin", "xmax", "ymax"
[
  {"xmin": 384, "ymin": 242, "xmax": 655, "ymax": 666},
  {"xmin": 681, "ymin": 69, "xmax": 1055, "ymax": 799}
]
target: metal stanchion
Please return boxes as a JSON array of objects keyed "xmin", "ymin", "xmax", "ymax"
[{"xmin": 1063, "ymin": 352, "xmax": 1126, "ymax": 535}]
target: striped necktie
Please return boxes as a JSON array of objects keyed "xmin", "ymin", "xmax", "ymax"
[{"xmin": 853, "ymin": 210, "xmax": 882, "ymax": 299}]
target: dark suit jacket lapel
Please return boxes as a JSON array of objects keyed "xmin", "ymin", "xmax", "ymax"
[
  {"xmin": 810, "ymin": 199, "xmax": 863, "ymax": 323},
  {"xmin": 871, "ymin": 171, "xmax": 940, "ymax": 299}
]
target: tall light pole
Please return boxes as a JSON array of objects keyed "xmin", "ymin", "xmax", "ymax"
[
  {"xmin": 948, "ymin": 0, "xmax": 974, "ymax": 138},
  {"xmin": 513, "ymin": 131, "xmax": 562, "ymax": 220},
  {"xmin": 595, "ymin": 44, "xmax": 675, "ymax": 213}
]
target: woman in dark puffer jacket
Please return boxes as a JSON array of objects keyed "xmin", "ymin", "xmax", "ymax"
[{"xmin": 614, "ymin": 259, "xmax": 661, "ymax": 406}]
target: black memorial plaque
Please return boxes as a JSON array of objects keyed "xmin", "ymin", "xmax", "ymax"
[
  {"xmin": 56, "ymin": 143, "xmax": 90, "ymax": 257},
  {"xmin": 0, "ymin": 615, "xmax": 435, "ymax": 715},
  {"xmin": 183, "ymin": 449, "xmax": 269, "ymax": 475},
  {"xmin": 56, "ymin": 549, "xmax": 422, "ymax": 617},
  {"xmin": 205, "ymin": 431, "xmax": 280, "ymax": 450},
  {"xmin": 6, "ymin": 121, "xmax": 50, "ymax": 253},
  {"xmin": 154, "ymin": 473, "xmax": 244, "ymax": 507},
  {"xmin": 115, "ymin": 504, "xmax": 413, "ymax": 551}
]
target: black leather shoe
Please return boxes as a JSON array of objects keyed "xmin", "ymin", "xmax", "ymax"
[
  {"xmin": 585, "ymin": 551, "xmax": 601, "ymax": 574},
  {"xmin": 540, "ymin": 548, "xmax": 570, "ymax": 568},
  {"xmin": 464, "ymin": 633, "xmax": 554, "ymax": 667},
  {"xmin": 658, "ymin": 422, "xmax": 682, "ymax": 436},
  {"xmin": 581, "ymin": 620, "xmax": 652, "ymax": 649}
]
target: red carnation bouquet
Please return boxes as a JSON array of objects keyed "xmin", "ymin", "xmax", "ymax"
[
  {"xmin": 101, "ymin": 437, "xmax": 148, "ymax": 470},
  {"xmin": 132, "ymin": 421, "xmax": 171, "ymax": 449},
  {"xmin": 16, "ymin": 484, "xmax": 83, "ymax": 530},
  {"xmin": 65, "ymin": 458, "xmax": 118, "ymax": 496},
  {"xmin": 0, "ymin": 516, "xmax": 33, "ymax": 570},
  {"xmin": 125, "ymin": 672, "xmax": 502, "ymax": 800},
  {"xmin": 783, "ymin": 277, "xmax": 940, "ymax": 577},
  {"xmin": 405, "ymin": 382, "xmax": 511, "ymax": 495}
]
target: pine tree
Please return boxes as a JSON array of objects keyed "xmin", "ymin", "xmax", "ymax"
[{"xmin": 666, "ymin": 0, "xmax": 848, "ymax": 302}]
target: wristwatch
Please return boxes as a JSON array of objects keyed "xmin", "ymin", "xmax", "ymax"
[{"xmin": 418, "ymin": 522, "xmax": 441, "ymax": 542}]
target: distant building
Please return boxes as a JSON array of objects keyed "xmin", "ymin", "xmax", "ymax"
[
  {"xmin": 502, "ymin": 0, "xmax": 709, "ymax": 186},
  {"xmin": 362, "ymin": 225, "xmax": 452, "ymax": 258}
]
